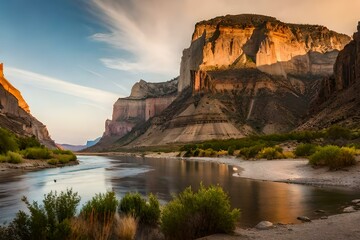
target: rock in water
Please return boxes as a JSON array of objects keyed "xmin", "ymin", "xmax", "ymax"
[
  {"xmin": 297, "ymin": 216, "xmax": 311, "ymax": 222},
  {"xmin": 255, "ymin": 221, "xmax": 273, "ymax": 230},
  {"xmin": 343, "ymin": 206, "xmax": 356, "ymax": 213},
  {"xmin": 351, "ymin": 199, "xmax": 360, "ymax": 204}
]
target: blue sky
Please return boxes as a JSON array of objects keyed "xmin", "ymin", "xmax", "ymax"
[{"xmin": 0, "ymin": 0, "xmax": 359, "ymax": 144}]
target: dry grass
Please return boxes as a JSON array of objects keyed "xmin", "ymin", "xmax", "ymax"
[
  {"xmin": 69, "ymin": 211, "xmax": 137, "ymax": 240},
  {"xmin": 114, "ymin": 215, "xmax": 137, "ymax": 240},
  {"xmin": 70, "ymin": 210, "xmax": 114, "ymax": 240}
]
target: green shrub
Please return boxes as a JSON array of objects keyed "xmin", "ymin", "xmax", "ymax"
[
  {"xmin": 3, "ymin": 189, "xmax": 81, "ymax": 240},
  {"xmin": 17, "ymin": 136, "xmax": 41, "ymax": 150},
  {"xmin": 326, "ymin": 125, "xmax": 352, "ymax": 140},
  {"xmin": 54, "ymin": 154, "xmax": 76, "ymax": 164},
  {"xmin": 227, "ymin": 146, "xmax": 235, "ymax": 155},
  {"xmin": 294, "ymin": 143, "xmax": 318, "ymax": 157},
  {"xmin": 309, "ymin": 145, "xmax": 356, "ymax": 170},
  {"xmin": 0, "ymin": 128, "xmax": 18, "ymax": 154},
  {"xmin": 257, "ymin": 146, "xmax": 284, "ymax": 160},
  {"xmin": 119, "ymin": 193, "xmax": 160, "ymax": 226},
  {"xmin": 239, "ymin": 145, "xmax": 264, "ymax": 159},
  {"xmin": 160, "ymin": 184, "xmax": 240, "ymax": 240},
  {"xmin": 47, "ymin": 159, "xmax": 58, "ymax": 165},
  {"xmin": 81, "ymin": 192, "xmax": 119, "ymax": 222},
  {"xmin": 23, "ymin": 147, "xmax": 52, "ymax": 159},
  {"xmin": 7, "ymin": 151, "xmax": 23, "ymax": 164},
  {"xmin": 0, "ymin": 154, "xmax": 9, "ymax": 163}
]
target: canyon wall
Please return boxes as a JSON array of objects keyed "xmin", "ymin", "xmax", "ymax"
[
  {"xmin": 92, "ymin": 15, "xmax": 354, "ymax": 149},
  {"xmin": 300, "ymin": 22, "xmax": 360, "ymax": 129},
  {"xmin": 102, "ymin": 79, "xmax": 178, "ymax": 139},
  {"xmin": 0, "ymin": 64, "xmax": 56, "ymax": 148}
]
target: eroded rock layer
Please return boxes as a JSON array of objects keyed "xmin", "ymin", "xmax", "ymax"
[
  {"xmin": 0, "ymin": 64, "xmax": 56, "ymax": 148},
  {"xmin": 99, "ymin": 79, "xmax": 178, "ymax": 146},
  {"xmin": 179, "ymin": 14, "xmax": 350, "ymax": 92}
]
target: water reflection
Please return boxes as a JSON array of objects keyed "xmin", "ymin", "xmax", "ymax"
[{"xmin": 0, "ymin": 155, "xmax": 360, "ymax": 227}]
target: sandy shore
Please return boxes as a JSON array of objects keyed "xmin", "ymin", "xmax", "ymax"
[
  {"xmin": 0, "ymin": 159, "xmax": 79, "ymax": 172},
  {"xmin": 145, "ymin": 152, "xmax": 360, "ymax": 189},
  {"xmin": 199, "ymin": 211, "xmax": 360, "ymax": 240}
]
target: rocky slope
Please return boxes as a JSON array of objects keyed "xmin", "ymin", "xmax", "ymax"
[
  {"xmin": 0, "ymin": 64, "xmax": 56, "ymax": 148},
  {"xmin": 300, "ymin": 22, "xmax": 360, "ymax": 129},
  {"xmin": 92, "ymin": 14, "xmax": 352, "ymax": 149}
]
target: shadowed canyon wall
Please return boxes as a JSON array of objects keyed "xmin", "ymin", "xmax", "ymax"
[{"xmin": 300, "ymin": 22, "xmax": 360, "ymax": 129}]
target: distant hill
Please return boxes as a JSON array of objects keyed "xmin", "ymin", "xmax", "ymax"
[{"xmin": 58, "ymin": 137, "xmax": 100, "ymax": 152}]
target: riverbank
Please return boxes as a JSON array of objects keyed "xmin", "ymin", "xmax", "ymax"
[
  {"xmin": 199, "ymin": 210, "xmax": 360, "ymax": 240},
  {"xmin": 0, "ymin": 158, "xmax": 79, "ymax": 171},
  {"xmin": 144, "ymin": 152, "xmax": 360, "ymax": 190}
]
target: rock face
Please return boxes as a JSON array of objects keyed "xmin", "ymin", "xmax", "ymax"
[
  {"xmin": 178, "ymin": 14, "xmax": 350, "ymax": 92},
  {"xmin": 300, "ymin": 22, "xmax": 360, "ymax": 129},
  {"xmin": 99, "ymin": 79, "xmax": 178, "ymax": 145},
  {"xmin": 92, "ymin": 14, "xmax": 352, "ymax": 149},
  {"xmin": 0, "ymin": 64, "xmax": 56, "ymax": 148}
]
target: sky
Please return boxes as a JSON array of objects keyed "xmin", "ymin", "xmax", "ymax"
[{"xmin": 0, "ymin": 0, "xmax": 359, "ymax": 145}]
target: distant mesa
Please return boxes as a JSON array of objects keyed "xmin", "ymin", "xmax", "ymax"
[{"xmin": 87, "ymin": 14, "xmax": 357, "ymax": 151}]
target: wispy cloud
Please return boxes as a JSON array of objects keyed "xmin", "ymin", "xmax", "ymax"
[
  {"xmin": 79, "ymin": 66, "xmax": 104, "ymax": 78},
  {"xmin": 6, "ymin": 67, "xmax": 120, "ymax": 105},
  {"xmin": 89, "ymin": 0, "xmax": 359, "ymax": 77}
]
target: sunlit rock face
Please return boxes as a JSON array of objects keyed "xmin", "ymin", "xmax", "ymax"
[
  {"xmin": 0, "ymin": 64, "xmax": 56, "ymax": 148},
  {"xmin": 102, "ymin": 79, "xmax": 178, "ymax": 139},
  {"xmin": 179, "ymin": 14, "xmax": 350, "ymax": 92},
  {"xmin": 300, "ymin": 22, "xmax": 360, "ymax": 130},
  {"xmin": 91, "ymin": 15, "xmax": 353, "ymax": 149}
]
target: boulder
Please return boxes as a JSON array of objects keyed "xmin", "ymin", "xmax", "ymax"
[{"xmin": 255, "ymin": 221, "xmax": 273, "ymax": 230}]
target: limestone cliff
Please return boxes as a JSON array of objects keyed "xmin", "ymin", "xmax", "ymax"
[
  {"xmin": 91, "ymin": 14, "xmax": 352, "ymax": 149},
  {"xmin": 0, "ymin": 64, "xmax": 56, "ymax": 148},
  {"xmin": 299, "ymin": 22, "xmax": 360, "ymax": 129},
  {"xmin": 179, "ymin": 14, "xmax": 350, "ymax": 92},
  {"xmin": 95, "ymin": 78, "xmax": 177, "ymax": 148}
]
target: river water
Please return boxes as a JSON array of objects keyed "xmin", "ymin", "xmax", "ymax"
[{"xmin": 1, "ymin": 155, "xmax": 359, "ymax": 227}]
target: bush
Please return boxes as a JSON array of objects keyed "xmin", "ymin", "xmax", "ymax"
[
  {"xmin": 47, "ymin": 159, "xmax": 59, "ymax": 165},
  {"xmin": 7, "ymin": 151, "xmax": 23, "ymax": 164},
  {"xmin": 239, "ymin": 145, "xmax": 264, "ymax": 159},
  {"xmin": 257, "ymin": 146, "xmax": 284, "ymax": 160},
  {"xmin": 17, "ymin": 136, "xmax": 41, "ymax": 150},
  {"xmin": 294, "ymin": 143, "xmax": 318, "ymax": 157},
  {"xmin": 2, "ymin": 189, "xmax": 80, "ymax": 240},
  {"xmin": 0, "ymin": 128, "xmax": 18, "ymax": 154},
  {"xmin": 81, "ymin": 192, "xmax": 119, "ymax": 222},
  {"xmin": 23, "ymin": 147, "xmax": 52, "ymax": 159},
  {"xmin": 0, "ymin": 154, "xmax": 9, "ymax": 163},
  {"xmin": 227, "ymin": 146, "xmax": 235, "ymax": 155},
  {"xmin": 309, "ymin": 145, "xmax": 356, "ymax": 170},
  {"xmin": 160, "ymin": 184, "xmax": 240, "ymax": 240},
  {"xmin": 326, "ymin": 125, "xmax": 352, "ymax": 140},
  {"xmin": 119, "ymin": 193, "xmax": 160, "ymax": 226}
]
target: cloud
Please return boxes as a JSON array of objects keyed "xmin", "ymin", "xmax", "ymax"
[
  {"xmin": 6, "ymin": 67, "xmax": 120, "ymax": 105},
  {"xmin": 89, "ymin": 0, "xmax": 359, "ymax": 77}
]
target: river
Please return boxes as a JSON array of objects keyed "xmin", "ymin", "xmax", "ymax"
[{"xmin": 1, "ymin": 155, "xmax": 359, "ymax": 227}]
